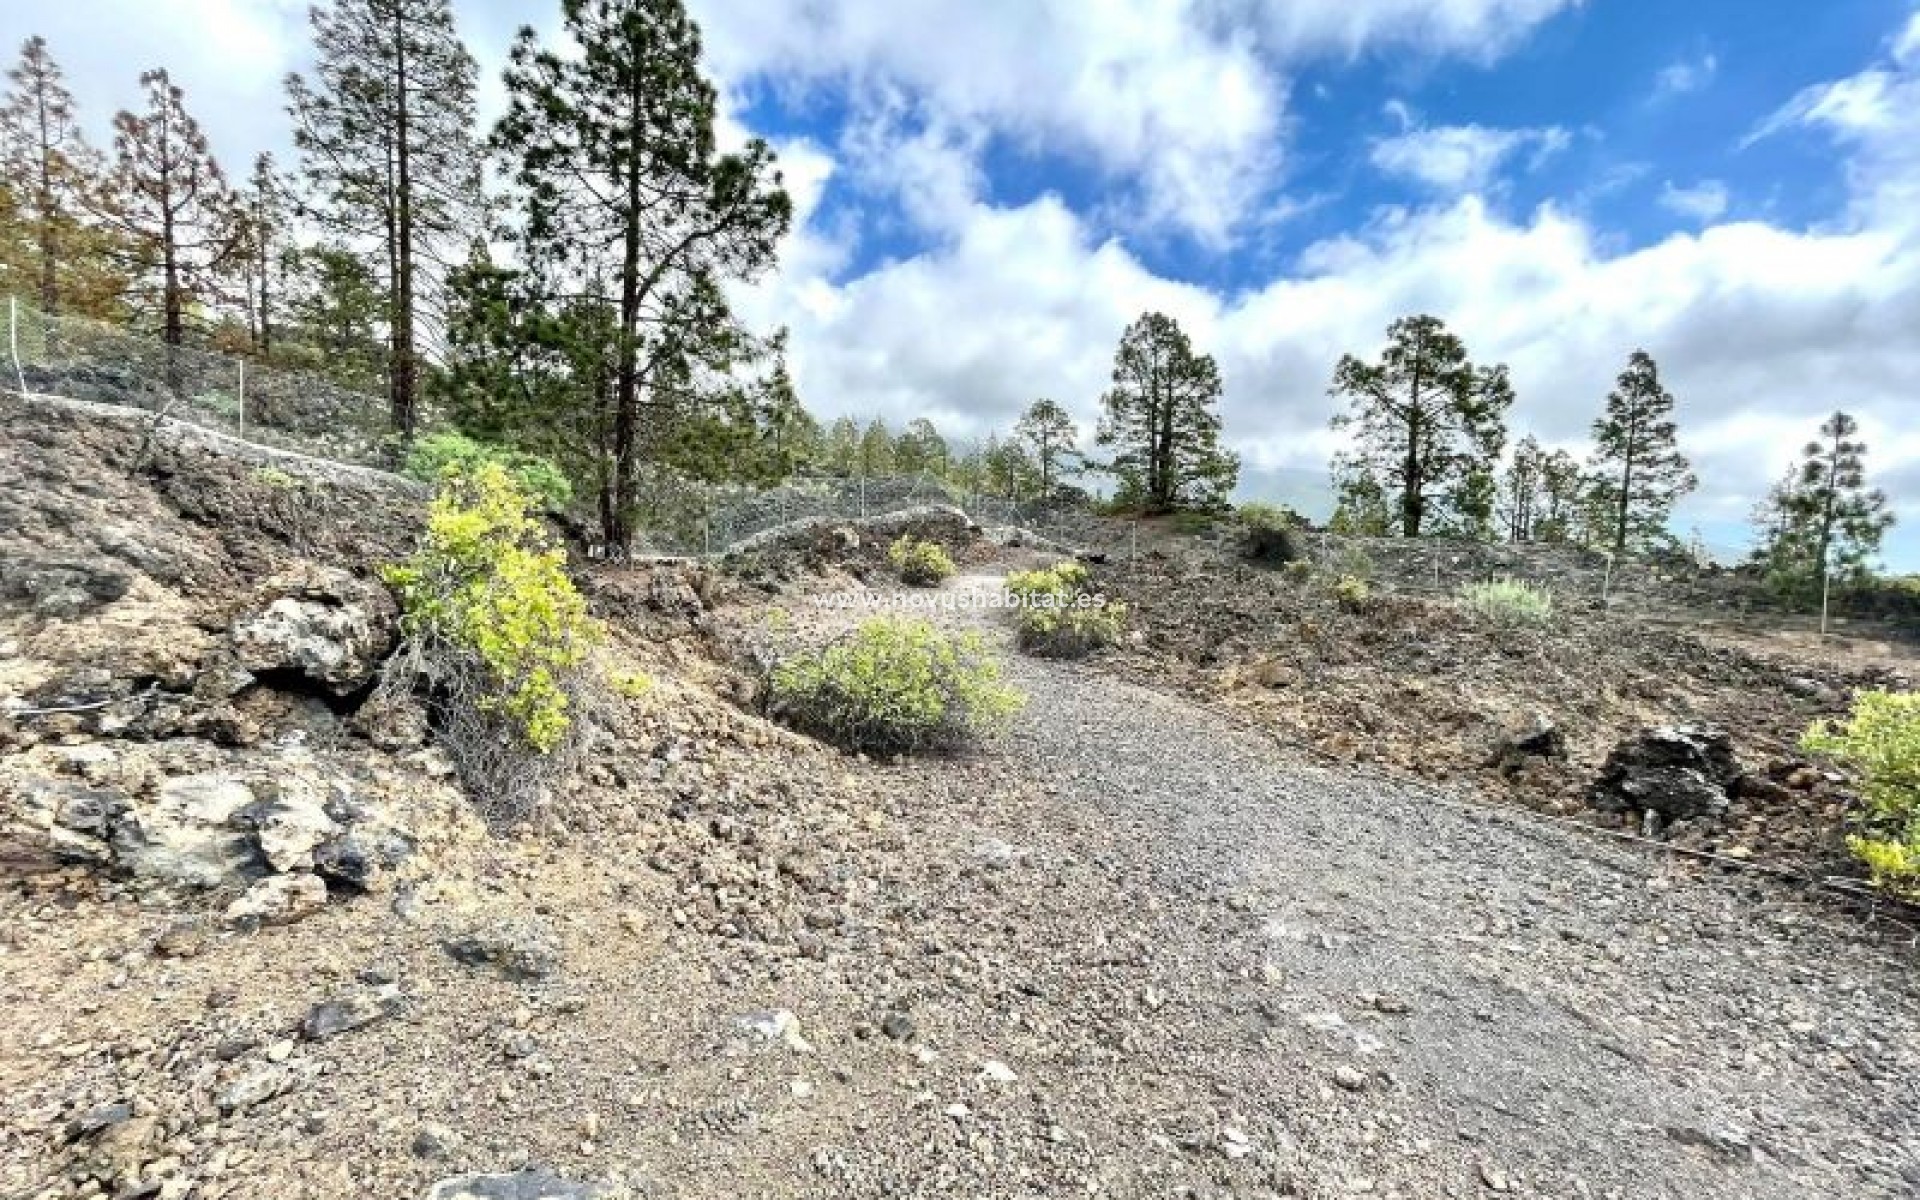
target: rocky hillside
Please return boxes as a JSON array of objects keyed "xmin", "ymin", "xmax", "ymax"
[{"xmin": 4, "ymin": 394, "xmax": 1918, "ymax": 1200}]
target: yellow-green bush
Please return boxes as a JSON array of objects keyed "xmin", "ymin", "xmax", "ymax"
[
  {"xmin": 771, "ymin": 617, "xmax": 1024, "ymax": 754},
  {"xmin": 383, "ymin": 463, "xmax": 600, "ymax": 760},
  {"xmin": 886, "ymin": 534, "xmax": 956, "ymax": 587},
  {"xmin": 1459, "ymin": 577, "xmax": 1554, "ymax": 628},
  {"xmin": 1332, "ymin": 574, "xmax": 1371, "ymax": 611},
  {"xmin": 1006, "ymin": 560, "xmax": 1091, "ymax": 603},
  {"xmin": 1803, "ymin": 690, "xmax": 1920, "ymax": 899},
  {"xmin": 1007, "ymin": 560, "xmax": 1127, "ymax": 658}
]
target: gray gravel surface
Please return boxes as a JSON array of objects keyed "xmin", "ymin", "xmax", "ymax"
[{"xmin": 847, "ymin": 572, "xmax": 1920, "ymax": 1198}]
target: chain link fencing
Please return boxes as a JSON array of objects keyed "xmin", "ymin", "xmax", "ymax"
[
  {"xmin": 5, "ymin": 297, "xmax": 393, "ymax": 469},
  {"xmin": 2, "ymin": 296, "xmax": 1098, "ymax": 558}
]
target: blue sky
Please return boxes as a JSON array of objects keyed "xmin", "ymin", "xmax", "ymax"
[{"xmin": 12, "ymin": 0, "xmax": 1920, "ymax": 567}]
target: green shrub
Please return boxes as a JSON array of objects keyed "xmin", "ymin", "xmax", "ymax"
[
  {"xmin": 1168, "ymin": 510, "xmax": 1218, "ymax": 536},
  {"xmin": 1236, "ymin": 501, "xmax": 1304, "ymax": 565},
  {"xmin": 1332, "ymin": 574, "xmax": 1371, "ymax": 611},
  {"xmin": 886, "ymin": 534, "xmax": 956, "ymax": 587},
  {"xmin": 250, "ymin": 466, "xmax": 302, "ymax": 490},
  {"xmin": 1283, "ymin": 559, "xmax": 1314, "ymax": 583},
  {"xmin": 404, "ymin": 431, "xmax": 574, "ymax": 510},
  {"xmin": 381, "ymin": 463, "xmax": 601, "ymax": 816},
  {"xmin": 1006, "ymin": 560, "xmax": 1127, "ymax": 658},
  {"xmin": 1006, "ymin": 560, "xmax": 1091, "ymax": 603},
  {"xmin": 1459, "ymin": 577, "xmax": 1554, "ymax": 627},
  {"xmin": 771, "ymin": 617, "xmax": 1025, "ymax": 755},
  {"xmin": 1803, "ymin": 690, "xmax": 1920, "ymax": 899}
]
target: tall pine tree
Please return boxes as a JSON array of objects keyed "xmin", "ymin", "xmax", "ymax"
[
  {"xmin": 288, "ymin": 0, "xmax": 481, "ymax": 440},
  {"xmin": 1096, "ymin": 312, "xmax": 1238, "ymax": 512},
  {"xmin": 237, "ymin": 153, "xmax": 290, "ymax": 355},
  {"xmin": 100, "ymin": 69, "xmax": 241, "ymax": 347},
  {"xmin": 494, "ymin": 0, "xmax": 791, "ymax": 550},
  {"xmin": 1015, "ymin": 398, "xmax": 1079, "ymax": 493},
  {"xmin": 1752, "ymin": 411, "xmax": 1895, "ymax": 601},
  {"xmin": 1589, "ymin": 349, "xmax": 1695, "ymax": 552},
  {"xmin": 0, "ymin": 37, "xmax": 95, "ymax": 314},
  {"xmin": 1328, "ymin": 314, "xmax": 1510, "ymax": 538}
]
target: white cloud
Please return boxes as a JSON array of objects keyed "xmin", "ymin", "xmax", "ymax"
[
  {"xmin": 1747, "ymin": 11, "xmax": 1920, "ymax": 225},
  {"xmin": 692, "ymin": 0, "xmax": 1580, "ymax": 243},
  {"xmin": 733, "ymin": 8, "xmax": 1920, "ymax": 560},
  {"xmin": 4, "ymin": 0, "xmax": 308, "ymax": 171},
  {"xmin": 1653, "ymin": 52, "xmax": 1719, "ymax": 99},
  {"xmin": 1369, "ymin": 123, "xmax": 1570, "ymax": 192},
  {"xmin": 1658, "ymin": 179, "xmax": 1730, "ymax": 222},
  {"xmin": 1222, "ymin": 0, "xmax": 1584, "ymax": 62}
]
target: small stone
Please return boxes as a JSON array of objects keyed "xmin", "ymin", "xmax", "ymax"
[
  {"xmin": 152, "ymin": 917, "xmax": 210, "ymax": 959},
  {"xmin": 1479, "ymin": 1162, "xmax": 1510, "ymax": 1191},
  {"xmin": 225, "ymin": 873, "xmax": 328, "ymax": 928},
  {"xmin": 217, "ymin": 1065, "xmax": 291, "ymax": 1114},
  {"xmin": 413, "ymin": 1122, "xmax": 456, "ymax": 1160},
  {"xmin": 978, "ymin": 1060, "xmax": 1017, "ymax": 1084},
  {"xmin": 422, "ymin": 1170, "xmax": 597, "ymax": 1200},
  {"xmin": 443, "ymin": 920, "xmax": 560, "ymax": 981},
  {"xmin": 302, "ymin": 984, "xmax": 403, "ymax": 1040},
  {"xmin": 1333, "ymin": 1065, "xmax": 1367, "ymax": 1092},
  {"xmin": 881, "ymin": 1011, "xmax": 916, "ymax": 1042},
  {"xmin": 64, "ymin": 1101, "xmax": 132, "ymax": 1141},
  {"xmin": 736, "ymin": 1009, "xmax": 812, "ymax": 1052}
]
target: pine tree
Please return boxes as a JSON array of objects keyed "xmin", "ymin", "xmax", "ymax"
[
  {"xmin": 237, "ymin": 153, "xmax": 291, "ymax": 355},
  {"xmin": 100, "ymin": 69, "xmax": 241, "ymax": 347},
  {"xmin": 1533, "ymin": 449, "xmax": 1585, "ymax": 543},
  {"xmin": 753, "ymin": 358, "xmax": 820, "ymax": 478},
  {"xmin": 288, "ymin": 0, "xmax": 481, "ymax": 440},
  {"xmin": 982, "ymin": 432, "xmax": 1039, "ymax": 499},
  {"xmin": 1096, "ymin": 312, "xmax": 1238, "ymax": 512},
  {"xmin": 1015, "ymin": 398, "xmax": 1079, "ymax": 493},
  {"xmin": 1329, "ymin": 314, "xmax": 1510, "ymax": 538},
  {"xmin": 892, "ymin": 417, "xmax": 948, "ymax": 476},
  {"xmin": 1498, "ymin": 435, "xmax": 1548, "ymax": 542},
  {"xmin": 823, "ymin": 415, "xmax": 860, "ymax": 476},
  {"xmin": 0, "ymin": 37, "xmax": 96, "ymax": 314},
  {"xmin": 1752, "ymin": 411, "xmax": 1896, "ymax": 602},
  {"xmin": 436, "ymin": 241, "xmax": 550, "ymax": 440},
  {"xmin": 285, "ymin": 242, "xmax": 387, "ymax": 392},
  {"xmin": 857, "ymin": 418, "xmax": 894, "ymax": 476},
  {"xmin": 1589, "ymin": 350, "xmax": 1695, "ymax": 552},
  {"xmin": 494, "ymin": 0, "xmax": 791, "ymax": 551},
  {"xmin": 1328, "ymin": 456, "xmax": 1395, "ymax": 536}
]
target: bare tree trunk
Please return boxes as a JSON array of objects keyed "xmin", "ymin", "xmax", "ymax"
[
  {"xmin": 33, "ymin": 80, "xmax": 58, "ymax": 315},
  {"xmin": 606, "ymin": 77, "xmax": 647, "ymax": 554},
  {"xmin": 389, "ymin": 3, "xmax": 418, "ymax": 442}
]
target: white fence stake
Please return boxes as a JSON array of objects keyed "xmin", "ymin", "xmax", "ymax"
[
  {"xmin": 8, "ymin": 297, "xmax": 25, "ymax": 395},
  {"xmin": 236, "ymin": 358, "xmax": 246, "ymax": 439}
]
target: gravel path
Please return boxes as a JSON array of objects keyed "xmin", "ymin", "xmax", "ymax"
[
  {"xmin": 8, "ymin": 564, "xmax": 1918, "ymax": 1200},
  {"xmin": 873, "ymin": 571, "xmax": 1920, "ymax": 1197}
]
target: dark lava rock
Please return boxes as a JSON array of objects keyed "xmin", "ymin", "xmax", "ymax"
[{"xmin": 1590, "ymin": 725, "xmax": 1740, "ymax": 823}]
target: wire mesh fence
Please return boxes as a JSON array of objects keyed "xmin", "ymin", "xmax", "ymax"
[
  {"xmin": 628, "ymin": 470, "xmax": 1100, "ymax": 558},
  {"xmin": 5, "ymin": 296, "xmax": 393, "ymax": 469},
  {"xmin": 1, "ymin": 296, "xmax": 1092, "ymax": 558}
]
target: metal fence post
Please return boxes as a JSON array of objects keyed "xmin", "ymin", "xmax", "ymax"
[
  {"xmin": 236, "ymin": 358, "xmax": 246, "ymax": 439},
  {"xmin": 1819, "ymin": 556, "xmax": 1832, "ymax": 640},
  {"xmin": 8, "ymin": 297, "xmax": 25, "ymax": 395}
]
